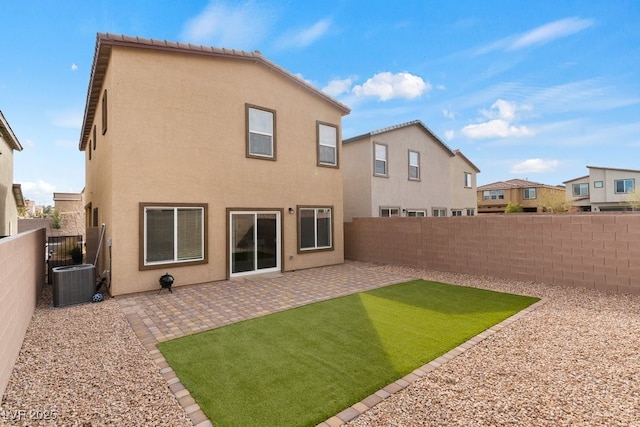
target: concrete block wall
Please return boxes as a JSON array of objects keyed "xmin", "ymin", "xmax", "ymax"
[
  {"xmin": 0, "ymin": 228, "xmax": 46, "ymax": 400},
  {"xmin": 344, "ymin": 214, "xmax": 640, "ymax": 295}
]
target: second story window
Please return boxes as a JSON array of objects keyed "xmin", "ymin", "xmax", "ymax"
[
  {"xmin": 246, "ymin": 104, "xmax": 276, "ymax": 159},
  {"xmin": 374, "ymin": 142, "xmax": 388, "ymax": 176},
  {"xmin": 615, "ymin": 179, "xmax": 635, "ymax": 194},
  {"xmin": 408, "ymin": 150, "xmax": 420, "ymax": 180},
  {"xmin": 464, "ymin": 172, "xmax": 472, "ymax": 188},
  {"xmin": 573, "ymin": 183, "xmax": 589, "ymax": 197},
  {"xmin": 483, "ymin": 190, "xmax": 504, "ymax": 200},
  {"xmin": 380, "ymin": 207, "xmax": 399, "ymax": 217},
  {"xmin": 523, "ymin": 187, "xmax": 537, "ymax": 200},
  {"xmin": 317, "ymin": 122, "xmax": 338, "ymax": 167}
]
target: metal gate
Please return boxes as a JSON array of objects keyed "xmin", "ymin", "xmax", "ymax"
[{"xmin": 47, "ymin": 235, "xmax": 83, "ymax": 284}]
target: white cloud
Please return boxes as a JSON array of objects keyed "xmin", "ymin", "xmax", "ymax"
[
  {"xmin": 510, "ymin": 17, "xmax": 594, "ymax": 50},
  {"xmin": 474, "ymin": 17, "xmax": 594, "ymax": 55},
  {"xmin": 442, "ymin": 108, "xmax": 456, "ymax": 119},
  {"xmin": 461, "ymin": 119, "xmax": 534, "ymax": 139},
  {"xmin": 322, "ymin": 76, "xmax": 357, "ymax": 97},
  {"xmin": 70, "ymin": 63, "xmax": 78, "ymax": 71},
  {"xmin": 352, "ymin": 72, "xmax": 430, "ymax": 101},
  {"xmin": 274, "ymin": 18, "xmax": 332, "ymax": 50},
  {"xmin": 180, "ymin": 1, "xmax": 273, "ymax": 49},
  {"xmin": 462, "ymin": 99, "xmax": 534, "ymax": 139},
  {"xmin": 21, "ymin": 179, "xmax": 56, "ymax": 205},
  {"xmin": 510, "ymin": 158, "xmax": 559, "ymax": 174},
  {"xmin": 445, "ymin": 130, "xmax": 455, "ymax": 140}
]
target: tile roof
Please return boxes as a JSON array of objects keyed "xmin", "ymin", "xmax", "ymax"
[
  {"xmin": 79, "ymin": 33, "xmax": 350, "ymax": 150},
  {"xmin": 477, "ymin": 178, "xmax": 557, "ymax": 191},
  {"xmin": 342, "ymin": 119, "xmax": 455, "ymax": 157}
]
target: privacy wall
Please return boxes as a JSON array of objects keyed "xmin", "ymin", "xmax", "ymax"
[
  {"xmin": 344, "ymin": 214, "xmax": 640, "ymax": 295},
  {"xmin": 0, "ymin": 229, "xmax": 46, "ymax": 400}
]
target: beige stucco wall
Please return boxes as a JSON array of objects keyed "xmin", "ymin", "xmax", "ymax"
[
  {"xmin": 0, "ymin": 228, "xmax": 45, "ymax": 400},
  {"xmin": 84, "ymin": 47, "xmax": 346, "ymax": 295},
  {"xmin": 343, "ymin": 125, "xmax": 454, "ymax": 220},
  {"xmin": 449, "ymin": 153, "xmax": 478, "ymax": 214},
  {"xmin": 0, "ymin": 135, "xmax": 18, "ymax": 236},
  {"xmin": 342, "ymin": 140, "xmax": 372, "ymax": 222}
]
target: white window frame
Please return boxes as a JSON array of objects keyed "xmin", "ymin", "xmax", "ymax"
[
  {"xmin": 374, "ymin": 142, "xmax": 388, "ymax": 176},
  {"xmin": 523, "ymin": 187, "xmax": 537, "ymax": 200},
  {"xmin": 451, "ymin": 209, "xmax": 462, "ymax": 217},
  {"xmin": 247, "ymin": 104, "xmax": 275, "ymax": 159},
  {"xmin": 380, "ymin": 207, "xmax": 400, "ymax": 217},
  {"xmin": 317, "ymin": 122, "xmax": 338, "ymax": 167},
  {"xmin": 142, "ymin": 204, "xmax": 206, "ymax": 268},
  {"xmin": 464, "ymin": 172, "xmax": 472, "ymax": 188},
  {"xmin": 298, "ymin": 207, "xmax": 333, "ymax": 251},
  {"xmin": 573, "ymin": 183, "xmax": 589, "ymax": 197},
  {"xmin": 408, "ymin": 150, "xmax": 420, "ymax": 180},
  {"xmin": 406, "ymin": 210, "xmax": 426, "ymax": 217},
  {"xmin": 466, "ymin": 208, "xmax": 475, "ymax": 216},
  {"xmin": 594, "ymin": 181, "xmax": 603, "ymax": 188},
  {"xmin": 614, "ymin": 179, "xmax": 635, "ymax": 194},
  {"xmin": 432, "ymin": 208, "xmax": 447, "ymax": 217}
]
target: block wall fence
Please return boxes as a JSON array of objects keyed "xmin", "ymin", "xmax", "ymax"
[
  {"xmin": 0, "ymin": 229, "xmax": 46, "ymax": 401},
  {"xmin": 344, "ymin": 214, "xmax": 640, "ymax": 295}
]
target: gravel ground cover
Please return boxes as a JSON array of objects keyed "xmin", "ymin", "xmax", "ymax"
[
  {"xmin": 348, "ymin": 266, "xmax": 640, "ymax": 427},
  {"xmin": 2, "ymin": 265, "xmax": 639, "ymax": 427},
  {"xmin": 0, "ymin": 287, "xmax": 191, "ymax": 427}
]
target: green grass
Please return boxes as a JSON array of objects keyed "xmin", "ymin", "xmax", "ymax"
[{"xmin": 158, "ymin": 280, "xmax": 539, "ymax": 427}]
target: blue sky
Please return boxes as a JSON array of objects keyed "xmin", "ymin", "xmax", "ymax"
[{"xmin": 2, "ymin": 1, "xmax": 639, "ymax": 206}]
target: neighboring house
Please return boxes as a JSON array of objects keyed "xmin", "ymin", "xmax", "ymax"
[
  {"xmin": 0, "ymin": 110, "xmax": 24, "ymax": 237},
  {"xmin": 342, "ymin": 120, "xmax": 479, "ymax": 221},
  {"xmin": 477, "ymin": 179, "xmax": 565, "ymax": 214},
  {"xmin": 79, "ymin": 34, "xmax": 350, "ymax": 296},
  {"xmin": 564, "ymin": 166, "xmax": 640, "ymax": 212}
]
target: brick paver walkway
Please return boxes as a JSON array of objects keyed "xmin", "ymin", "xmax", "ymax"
[{"xmin": 116, "ymin": 261, "xmax": 545, "ymax": 427}]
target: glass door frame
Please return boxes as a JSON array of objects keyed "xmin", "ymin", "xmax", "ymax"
[{"xmin": 227, "ymin": 208, "xmax": 282, "ymax": 278}]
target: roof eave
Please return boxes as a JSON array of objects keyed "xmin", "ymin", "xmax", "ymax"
[{"xmin": 0, "ymin": 110, "xmax": 23, "ymax": 151}]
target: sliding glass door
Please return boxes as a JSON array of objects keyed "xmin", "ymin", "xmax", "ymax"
[{"xmin": 230, "ymin": 211, "xmax": 280, "ymax": 276}]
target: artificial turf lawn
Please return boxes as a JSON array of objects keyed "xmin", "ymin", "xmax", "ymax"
[{"xmin": 157, "ymin": 280, "xmax": 539, "ymax": 427}]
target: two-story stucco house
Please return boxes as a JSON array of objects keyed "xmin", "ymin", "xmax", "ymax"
[
  {"xmin": 564, "ymin": 166, "xmax": 640, "ymax": 212},
  {"xmin": 477, "ymin": 179, "xmax": 566, "ymax": 214},
  {"xmin": 0, "ymin": 110, "xmax": 24, "ymax": 237},
  {"xmin": 342, "ymin": 120, "xmax": 479, "ymax": 221},
  {"xmin": 79, "ymin": 34, "xmax": 350, "ymax": 296}
]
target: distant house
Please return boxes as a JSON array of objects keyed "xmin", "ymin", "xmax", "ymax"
[
  {"xmin": 342, "ymin": 120, "xmax": 479, "ymax": 221},
  {"xmin": 78, "ymin": 34, "xmax": 350, "ymax": 295},
  {"xmin": 0, "ymin": 110, "xmax": 24, "ymax": 237},
  {"xmin": 477, "ymin": 179, "xmax": 566, "ymax": 214},
  {"xmin": 564, "ymin": 166, "xmax": 640, "ymax": 212}
]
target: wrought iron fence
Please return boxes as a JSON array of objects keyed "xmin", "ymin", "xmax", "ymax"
[{"xmin": 46, "ymin": 235, "xmax": 83, "ymax": 284}]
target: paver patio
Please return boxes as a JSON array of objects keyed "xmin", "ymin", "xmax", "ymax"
[
  {"xmin": 116, "ymin": 261, "xmax": 545, "ymax": 426},
  {"xmin": 116, "ymin": 261, "xmax": 415, "ymax": 426}
]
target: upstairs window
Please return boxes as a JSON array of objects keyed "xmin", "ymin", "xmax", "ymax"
[
  {"xmin": 374, "ymin": 143, "xmax": 388, "ymax": 176},
  {"xmin": 408, "ymin": 150, "xmax": 420, "ymax": 180},
  {"xmin": 317, "ymin": 122, "xmax": 338, "ymax": 167},
  {"xmin": 523, "ymin": 188, "xmax": 537, "ymax": 200},
  {"xmin": 101, "ymin": 89, "xmax": 108, "ymax": 135},
  {"xmin": 615, "ymin": 179, "xmax": 635, "ymax": 194},
  {"xmin": 452, "ymin": 210, "xmax": 462, "ymax": 216},
  {"xmin": 246, "ymin": 104, "xmax": 276, "ymax": 159},
  {"xmin": 464, "ymin": 172, "xmax": 472, "ymax": 188},
  {"xmin": 407, "ymin": 210, "xmax": 426, "ymax": 217},
  {"xmin": 432, "ymin": 208, "xmax": 447, "ymax": 217},
  {"xmin": 483, "ymin": 190, "xmax": 504, "ymax": 200},
  {"xmin": 466, "ymin": 208, "xmax": 475, "ymax": 216},
  {"xmin": 573, "ymin": 183, "xmax": 589, "ymax": 197}
]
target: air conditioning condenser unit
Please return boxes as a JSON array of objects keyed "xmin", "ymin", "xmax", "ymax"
[{"xmin": 52, "ymin": 264, "xmax": 96, "ymax": 307}]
